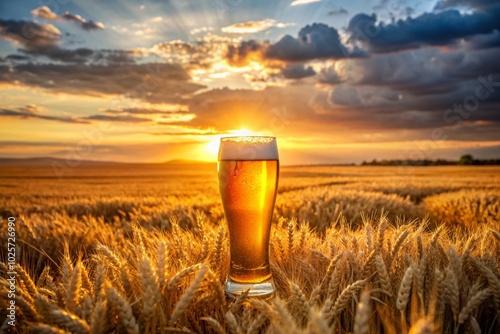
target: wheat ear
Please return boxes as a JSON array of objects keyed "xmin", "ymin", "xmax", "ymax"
[
  {"xmin": 201, "ymin": 317, "xmax": 225, "ymax": 334},
  {"xmin": 156, "ymin": 241, "xmax": 167, "ymax": 289},
  {"xmin": 66, "ymin": 263, "xmax": 82, "ymax": 313},
  {"xmin": 458, "ymin": 288, "xmax": 491, "ymax": 324},
  {"xmin": 49, "ymin": 309, "xmax": 91, "ymax": 334},
  {"xmin": 291, "ymin": 282, "xmax": 311, "ymax": 323},
  {"xmin": 30, "ymin": 324, "xmax": 70, "ymax": 334},
  {"xmin": 333, "ymin": 279, "xmax": 367, "ymax": 313},
  {"xmin": 389, "ymin": 229, "xmax": 410, "ymax": 266},
  {"xmin": 106, "ymin": 287, "xmax": 139, "ymax": 334},
  {"xmin": 397, "ymin": 266, "xmax": 414, "ymax": 312},
  {"xmin": 140, "ymin": 258, "xmax": 160, "ymax": 322},
  {"xmin": 444, "ymin": 267, "xmax": 459, "ymax": 322},
  {"xmin": 353, "ymin": 290, "xmax": 370, "ymax": 334},
  {"xmin": 375, "ymin": 254, "xmax": 392, "ymax": 296},
  {"xmin": 166, "ymin": 263, "xmax": 203, "ymax": 290},
  {"xmin": 89, "ymin": 299, "xmax": 107, "ymax": 334},
  {"xmin": 169, "ymin": 265, "xmax": 207, "ymax": 324},
  {"xmin": 226, "ymin": 311, "xmax": 242, "ymax": 334}
]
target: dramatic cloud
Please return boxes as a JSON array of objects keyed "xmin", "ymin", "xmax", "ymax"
[
  {"xmin": 222, "ymin": 19, "xmax": 293, "ymax": 34},
  {"xmin": 281, "ymin": 64, "xmax": 315, "ymax": 79},
  {"xmin": 0, "ymin": 105, "xmax": 89, "ymax": 123},
  {"xmin": 0, "ymin": 18, "xmax": 97, "ymax": 62},
  {"xmin": 348, "ymin": 7, "xmax": 500, "ymax": 53},
  {"xmin": 5, "ymin": 54, "xmax": 30, "ymax": 61},
  {"xmin": 0, "ymin": 63, "xmax": 204, "ymax": 104},
  {"xmin": 0, "ymin": 19, "xmax": 61, "ymax": 48},
  {"xmin": 266, "ymin": 23, "xmax": 352, "ymax": 61},
  {"xmin": 31, "ymin": 6, "xmax": 105, "ymax": 31},
  {"xmin": 226, "ymin": 40, "xmax": 265, "ymax": 66},
  {"xmin": 226, "ymin": 22, "xmax": 361, "ymax": 65}
]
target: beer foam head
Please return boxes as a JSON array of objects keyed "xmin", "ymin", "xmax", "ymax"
[{"xmin": 219, "ymin": 136, "xmax": 278, "ymax": 160}]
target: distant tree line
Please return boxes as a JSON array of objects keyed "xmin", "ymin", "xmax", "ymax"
[{"xmin": 360, "ymin": 154, "xmax": 500, "ymax": 166}]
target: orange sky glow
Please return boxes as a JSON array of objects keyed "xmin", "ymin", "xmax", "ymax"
[{"xmin": 1, "ymin": 1, "xmax": 499, "ymax": 164}]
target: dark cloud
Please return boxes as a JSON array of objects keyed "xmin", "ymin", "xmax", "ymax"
[
  {"xmin": 226, "ymin": 23, "xmax": 364, "ymax": 65},
  {"xmin": 265, "ymin": 23, "xmax": 352, "ymax": 61},
  {"xmin": 31, "ymin": 6, "xmax": 105, "ymax": 31},
  {"xmin": 465, "ymin": 31, "xmax": 500, "ymax": 50},
  {"xmin": 348, "ymin": 8, "xmax": 500, "ymax": 53},
  {"xmin": 226, "ymin": 40, "xmax": 264, "ymax": 67},
  {"xmin": 281, "ymin": 64, "xmax": 316, "ymax": 79},
  {"xmin": 0, "ymin": 63, "xmax": 204, "ymax": 104},
  {"xmin": 0, "ymin": 19, "xmax": 61, "ymax": 48},
  {"xmin": 93, "ymin": 50, "xmax": 135, "ymax": 64},
  {"xmin": 0, "ymin": 105, "xmax": 89, "ymax": 124},
  {"xmin": 5, "ymin": 54, "xmax": 30, "ymax": 61},
  {"xmin": 0, "ymin": 18, "xmax": 95, "ymax": 63},
  {"xmin": 328, "ymin": 8, "xmax": 348, "ymax": 16},
  {"xmin": 21, "ymin": 46, "xmax": 94, "ymax": 63}
]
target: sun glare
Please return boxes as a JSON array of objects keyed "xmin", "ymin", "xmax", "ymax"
[
  {"xmin": 228, "ymin": 128, "xmax": 258, "ymax": 136},
  {"xmin": 204, "ymin": 136, "xmax": 221, "ymax": 160},
  {"xmin": 202, "ymin": 129, "xmax": 264, "ymax": 161}
]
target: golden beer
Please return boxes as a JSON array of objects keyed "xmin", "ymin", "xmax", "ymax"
[{"xmin": 218, "ymin": 136, "xmax": 279, "ymax": 297}]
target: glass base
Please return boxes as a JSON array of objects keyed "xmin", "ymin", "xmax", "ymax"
[{"xmin": 224, "ymin": 277, "xmax": 275, "ymax": 299}]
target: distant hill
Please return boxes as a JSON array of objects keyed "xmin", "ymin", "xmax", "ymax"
[{"xmin": 0, "ymin": 157, "xmax": 122, "ymax": 165}]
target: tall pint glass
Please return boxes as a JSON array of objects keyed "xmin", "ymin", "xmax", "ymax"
[{"xmin": 218, "ymin": 136, "xmax": 279, "ymax": 297}]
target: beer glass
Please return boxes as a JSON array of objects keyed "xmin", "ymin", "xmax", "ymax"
[{"xmin": 218, "ymin": 136, "xmax": 279, "ymax": 297}]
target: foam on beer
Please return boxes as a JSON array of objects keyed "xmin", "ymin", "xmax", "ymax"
[{"xmin": 219, "ymin": 136, "xmax": 278, "ymax": 160}]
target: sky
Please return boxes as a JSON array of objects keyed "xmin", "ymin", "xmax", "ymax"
[{"xmin": 0, "ymin": 0, "xmax": 499, "ymax": 165}]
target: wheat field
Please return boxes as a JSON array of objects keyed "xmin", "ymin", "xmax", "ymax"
[{"xmin": 0, "ymin": 164, "xmax": 499, "ymax": 333}]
